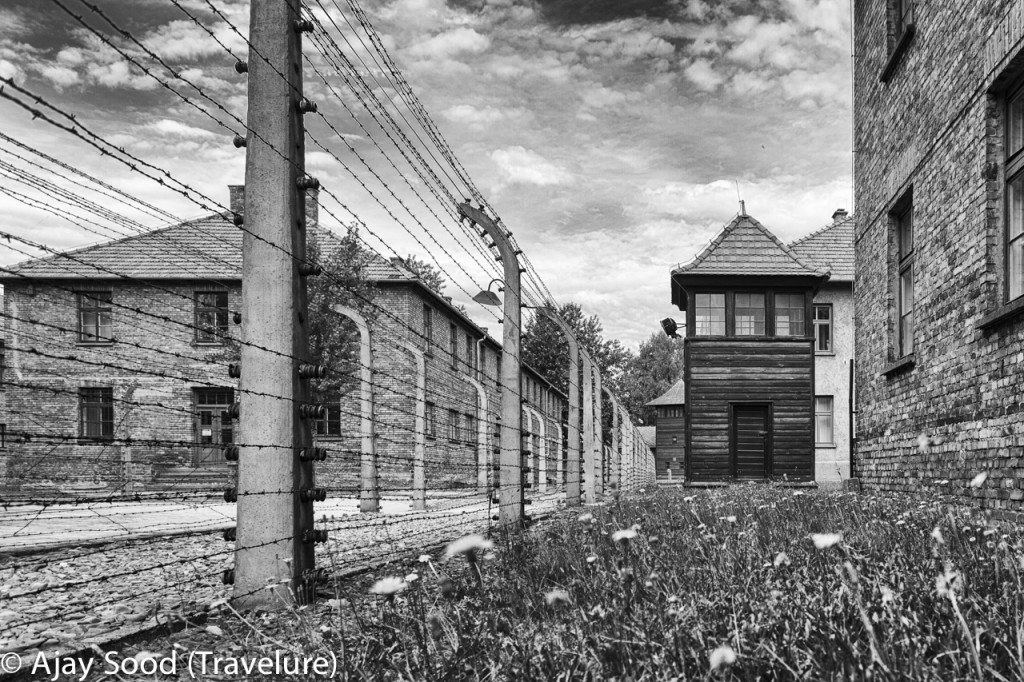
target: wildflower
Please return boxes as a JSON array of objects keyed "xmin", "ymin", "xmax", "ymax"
[
  {"xmin": 445, "ymin": 534, "xmax": 494, "ymax": 562},
  {"xmin": 773, "ymin": 551, "xmax": 789, "ymax": 567},
  {"xmin": 709, "ymin": 645, "xmax": 737, "ymax": 670},
  {"xmin": 405, "ymin": 573, "xmax": 419, "ymax": 583},
  {"xmin": 588, "ymin": 604, "xmax": 607, "ymax": 618},
  {"xmin": 327, "ymin": 599, "xmax": 343, "ymax": 610},
  {"xmin": 205, "ymin": 625, "xmax": 224, "ymax": 636},
  {"xmin": 644, "ymin": 580, "xmax": 654, "ymax": 588},
  {"xmin": 544, "ymin": 589, "xmax": 571, "ymax": 607},
  {"xmin": 667, "ymin": 595, "xmax": 679, "ymax": 603},
  {"xmin": 611, "ymin": 528, "xmax": 638, "ymax": 544},
  {"xmin": 810, "ymin": 533, "xmax": 842, "ymax": 549},
  {"xmin": 578, "ymin": 513, "xmax": 594, "ymax": 523},
  {"xmin": 725, "ymin": 515, "xmax": 737, "ymax": 524},
  {"xmin": 369, "ymin": 576, "xmax": 407, "ymax": 596},
  {"xmin": 936, "ymin": 563, "xmax": 960, "ymax": 598},
  {"xmin": 649, "ymin": 535, "xmax": 660, "ymax": 545},
  {"xmin": 931, "ymin": 526, "xmax": 945, "ymax": 544},
  {"xmin": 418, "ymin": 554, "xmax": 431, "ymax": 563},
  {"xmin": 970, "ymin": 472, "xmax": 988, "ymax": 488}
]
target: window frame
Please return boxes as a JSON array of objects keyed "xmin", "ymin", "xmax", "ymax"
[
  {"xmin": 896, "ymin": 204, "xmax": 915, "ymax": 357},
  {"xmin": 426, "ymin": 401, "xmax": 437, "ymax": 440},
  {"xmin": 422, "ymin": 305, "xmax": 433, "ymax": 348},
  {"xmin": 194, "ymin": 291, "xmax": 229, "ymax": 345},
  {"xmin": 77, "ymin": 290, "xmax": 113, "ymax": 345},
  {"xmin": 813, "ymin": 304, "xmax": 834, "ymax": 354},
  {"xmin": 773, "ymin": 292, "xmax": 806, "ymax": 338},
  {"xmin": 814, "ymin": 395, "xmax": 835, "ymax": 446},
  {"xmin": 79, "ymin": 387, "xmax": 114, "ymax": 441},
  {"xmin": 449, "ymin": 322, "xmax": 458, "ymax": 370},
  {"xmin": 733, "ymin": 292, "xmax": 766, "ymax": 337},
  {"xmin": 1005, "ymin": 83, "xmax": 1024, "ymax": 303},
  {"xmin": 693, "ymin": 292, "xmax": 726, "ymax": 337},
  {"xmin": 448, "ymin": 408, "xmax": 459, "ymax": 443}
]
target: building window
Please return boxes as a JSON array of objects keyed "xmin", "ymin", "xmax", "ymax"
[
  {"xmin": 422, "ymin": 305, "xmax": 433, "ymax": 345},
  {"xmin": 734, "ymin": 293, "xmax": 765, "ymax": 336},
  {"xmin": 694, "ymin": 293, "xmax": 725, "ymax": 336},
  {"xmin": 449, "ymin": 323, "xmax": 458, "ymax": 370},
  {"xmin": 774, "ymin": 294, "xmax": 805, "ymax": 337},
  {"xmin": 814, "ymin": 396, "xmax": 834, "ymax": 445},
  {"xmin": 896, "ymin": 203, "xmax": 915, "ymax": 355},
  {"xmin": 466, "ymin": 333, "xmax": 475, "ymax": 372},
  {"xmin": 890, "ymin": 0, "xmax": 913, "ymax": 45},
  {"xmin": 448, "ymin": 408, "xmax": 459, "ymax": 443},
  {"xmin": 464, "ymin": 413, "xmax": 475, "ymax": 445},
  {"xmin": 426, "ymin": 401, "xmax": 437, "ymax": 439},
  {"xmin": 80, "ymin": 387, "xmax": 114, "ymax": 440},
  {"xmin": 195, "ymin": 291, "xmax": 229, "ymax": 344},
  {"xmin": 1006, "ymin": 85, "xmax": 1024, "ymax": 301},
  {"xmin": 315, "ymin": 406, "xmax": 341, "ymax": 437},
  {"xmin": 78, "ymin": 291, "xmax": 112, "ymax": 344},
  {"xmin": 813, "ymin": 304, "xmax": 833, "ymax": 353}
]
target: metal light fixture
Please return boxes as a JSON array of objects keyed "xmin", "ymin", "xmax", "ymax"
[
  {"xmin": 660, "ymin": 318, "xmax": 679, "ymax": 338},
  {"xmin": 473, "ymin": 278, "xmax": 504, "ymax": 307}
]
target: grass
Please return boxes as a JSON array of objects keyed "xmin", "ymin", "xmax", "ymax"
[{"xmin": 130, "ymin": 485, "xmax": 1024, "ymax": 680}]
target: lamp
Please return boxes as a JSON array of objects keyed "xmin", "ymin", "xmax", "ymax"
[
  {"xmin": 660, "ymin": 318, "xmax": 679, "ymax": 338},
  {"xmin": 473, "ymin": 278, "xmax": 504, "ymax": 307}
]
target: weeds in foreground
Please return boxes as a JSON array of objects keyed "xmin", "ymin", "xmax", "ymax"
[{"xmin": 134, "ymin": 486, "xmax": 1024, "ymax": 679}]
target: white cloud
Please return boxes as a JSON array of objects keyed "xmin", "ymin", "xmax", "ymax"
[
  {"xmin": 145, "ymin": 119, "xmax": 218, "ymax": 139},
  {"xmin": 683, "ymin": 59, "xmax": 724, "ymax": 92},
  {"xmin": 407, "ymin": 27, "xmax": 490, "ymax": 60},
  {"xmin": 490, "ymin": 146, "xmax": 574, "ymax": 187}
]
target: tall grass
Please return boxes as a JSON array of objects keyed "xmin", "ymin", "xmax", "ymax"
[{"xmin": 152, "ymin": 486, "xmax": 1024, "ymax": 679}]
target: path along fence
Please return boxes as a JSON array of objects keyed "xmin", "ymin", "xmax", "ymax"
[{"xmin": 0, "ymin": 0, "xmax": 655, "ymax": 657}]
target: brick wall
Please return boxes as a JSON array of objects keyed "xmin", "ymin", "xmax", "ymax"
[{"xmin": 855, "ymin": 0, "xmax": 1024, "ymax": 512}]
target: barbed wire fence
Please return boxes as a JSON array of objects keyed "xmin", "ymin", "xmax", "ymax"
[{"xmin": 0, "ymin": 0, "xmax": 655, "ymax": 657}]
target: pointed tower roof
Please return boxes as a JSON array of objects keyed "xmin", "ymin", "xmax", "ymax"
[
  {"xmin": 646, "ymin": 378, "xmax": 686, "ymax": 406},
  {"xmin": 673, "ymin": 213, "xmax": 829, "ymax": 279}
]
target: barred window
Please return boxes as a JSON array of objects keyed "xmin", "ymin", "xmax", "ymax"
[
  {"xmin": 78, "ymin": 291, "xmax": 112, "ymax": 344},
  {"xmin": 315, "ymin": 406, "xmax": 341, "ymax": 437},
  {"xmin": 449, "ymin": 322, "xmax": 458, "ymax": 370},
  {"xmin": 195, "ymin": 291, "xmax": 229, "ymax": 344},
  {"xmin": 80, "ymin": 387, "xmax": 114, "ymax": 440},
  {"xmin": 426, "ymin": 401, "xmax": 437, "ymax": 439}
]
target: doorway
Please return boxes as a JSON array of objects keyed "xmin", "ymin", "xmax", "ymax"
[
  {"xmin": 731, "ymin": 404, "xmax": 771, "ymax": 479},
  {"xmin": 193, "ymin": 387, "xmax": 235, "ymax": 466}
]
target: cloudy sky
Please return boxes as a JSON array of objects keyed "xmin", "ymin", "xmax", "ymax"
[{"xmin": 0, "ymin": 0, "xmax": 853, "ymax": 348}]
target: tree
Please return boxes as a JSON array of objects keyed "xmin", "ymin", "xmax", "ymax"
[
  {"xmin": 306, "ymin": 226, "xmax": 377, "ymax": 405},
  {"xmin": 521, "ymin": 302, "xmax": 634, "ymax": 397},
  {"xmin": 617, "ymin": 332, "xmax": 686, "ymax": 425},
  {"xmin": 401, "ymin": 254, "xmax": 446, "ymax": 296}
]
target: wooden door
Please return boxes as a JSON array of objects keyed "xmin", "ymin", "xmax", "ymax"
[
  {"xmin": 732, "ymin": 405, "xmax": 769, "ymax": 479},
  {"xmin": 193, "ymin": 388, "xmax": 234, "ymax": 466}
]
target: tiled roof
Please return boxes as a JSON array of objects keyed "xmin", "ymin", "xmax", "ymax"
[
  {"xmin": 673, "ymin": 213, "xmax": 828, "ymax": 278},
  {"xmin": 637, "ymin": 426, "xmax": 656, "ymax": 447},
  {"xmin": 646, "ymin": 378, "xmax": 686, "ymax": 406},
  {"xmin": 787, "ymin": 216, "xmax": 855, "ymax": 283},
  {"xmin": 0, "ymin": 212, "xmax": 408, "ymax": 284},
  {"xmin": 2, "ymin": 213, "xmax": 244, "ymax": 280}
]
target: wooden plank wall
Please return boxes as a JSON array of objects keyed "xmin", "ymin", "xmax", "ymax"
[
  {"xmin": 655, "ymin": 415, "xmax": 686, "ymax": 477},
  {"xmin": 685, "ymin": 339, "xmax": 814, "ymax": 481}
]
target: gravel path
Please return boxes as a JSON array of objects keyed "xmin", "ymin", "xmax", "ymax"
[{"xmin": 0, "ymin": 493, "xmax": 564, "ymax": 657}]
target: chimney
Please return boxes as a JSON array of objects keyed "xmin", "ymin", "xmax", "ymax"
[
  {"xmin": 229, "ymin": 184, "xmax": 245, "ymax": 217},
  {"xmin": 227, "ymin": 184, "xmax": 318, "ymax": 229},
  {"xmin": 832, "ymin": 208, "xmax": 849, "ymax": 222}
]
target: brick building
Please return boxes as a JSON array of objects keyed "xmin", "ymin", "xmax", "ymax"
[
  {"xmin": 665, "ymin": 209, "xmax": 854, "ymax": 487},
  {"xmin": 853, "ymin": 0, "xmax": 1024, "ymax": 508},
  {"xmin": 0, "ymin": 186, "xmax": 567, "ymax": 499}
]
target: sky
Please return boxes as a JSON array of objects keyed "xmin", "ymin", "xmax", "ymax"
[{"xmin": 0, "ymin": 0, "xmax": 853, "ymax": 349}]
